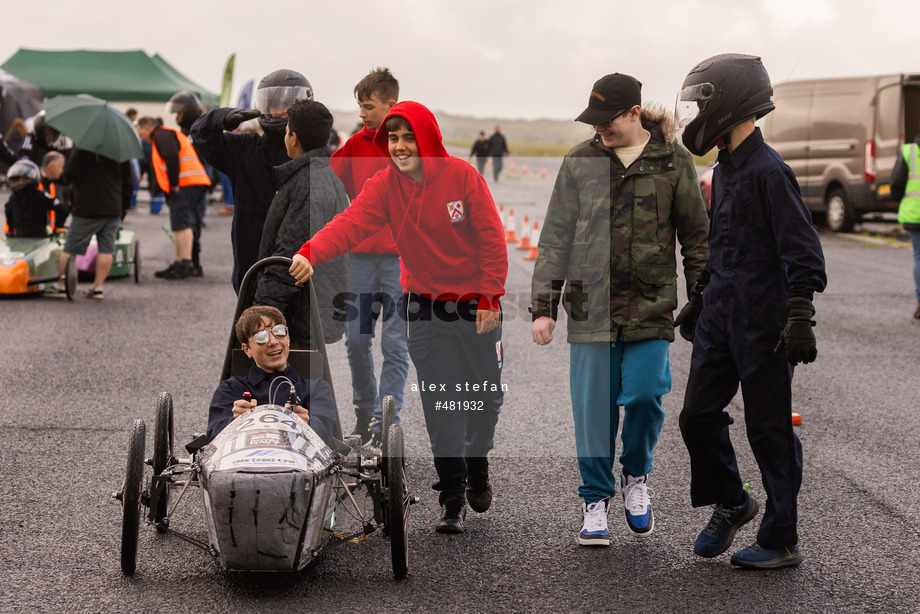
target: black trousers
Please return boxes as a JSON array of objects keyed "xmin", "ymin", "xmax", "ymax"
[
  {"xmin": 679, "ymin": 312, "xmax": 802, "ymax": 548},
  {"xmin": 406, "ymin": 294, "xmax": 503, "ymax": 505}
]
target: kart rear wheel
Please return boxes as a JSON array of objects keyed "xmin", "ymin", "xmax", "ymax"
[
  {"xmin": 64, "ymin": 255, "xmax": 77, "ymax": 301},
  {"xmin": 132, "ymin": 239, "xmax": 140, "ymax": 284},
  {"xmin": 121, "ymin": 419, "xmax": 145, "ymax": 576},
  {"xmin": 152, "ymin": 392, "xmax": 174, "ymax": 530},
  {"xmin": 386, "ymin": 423, "xmax": 409, "ymax": 580}
]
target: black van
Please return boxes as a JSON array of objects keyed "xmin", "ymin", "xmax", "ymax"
[{"xmin": 761, "ymin": 74, "xmax": 920, "ymax": 231}]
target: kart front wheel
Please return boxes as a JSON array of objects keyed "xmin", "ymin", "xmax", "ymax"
[
  {"xmin": 386, "ymin": 423, "xmax": 409, "ymax": 580},
  {"xmin": 121, "ymin": 419, "xmax": 145, "ymax": 576},
  {"xmin": 380, "ymin": 395, "xmax": 396, "ymax": 476},
  {"xmin": 132, "ymin": 239, "xmax": 140, "ymax": 284},
  {"xmin": 152, "ymin": 392, "xmax": 174, "ymax": 475},
  {"xmin": 151, "ymin": 392, "xmax": 174, "ymax": 531},
  {"xmin": 64, "ymin": 256, "xmax": 77, "ymax": 301}
]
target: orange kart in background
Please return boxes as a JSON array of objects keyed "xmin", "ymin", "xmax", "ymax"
[{"xmin": 0, "ymin": 234, "xmax": 77, "ymax": 299}]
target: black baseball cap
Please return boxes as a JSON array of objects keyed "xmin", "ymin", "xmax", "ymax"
[{"xmin": 575, "ymin": 73, "xmax": 642, "ymax": 125}]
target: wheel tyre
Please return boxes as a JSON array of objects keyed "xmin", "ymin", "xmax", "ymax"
[
  {"xmin": 152, "ymin": 392, "xmax": 174, "ymax": 530},
  {"xmin": 133, "ymin": 239, "xmax": 140, "ymax": 284},
  {"xmin": 121, "ymin": 419, "xmax": 145, "ymax": 576},
  {"xmin": 386, "ymin": 423, "xmax": 409, "ymax": 580},
  {"xmin": 381, "ymin": 395, "xmax": 396, "ymax": 462},
  {"xmin": 64, "ymin": 255, "xmax": 77, "ymax": 301},
  {"xmin": 825, "ymin": 189, "xmax": 854, "ymax": 233}
]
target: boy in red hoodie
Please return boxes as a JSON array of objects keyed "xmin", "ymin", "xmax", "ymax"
[
  {"xmin": 330, "ymin": 68, "xmax": 410, "ymax": 448},
  {"xmin": 291, "ymin": 101, "xmax": 507, "ymax": 533}
]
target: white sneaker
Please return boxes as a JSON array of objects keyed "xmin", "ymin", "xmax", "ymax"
[
  {"xmin": 621, "ymin": 471, "xmax": 654, "ymax": 537},
  {"xmin": 578, "ymin": 499, "xmax": 610, "ymax": 546}
]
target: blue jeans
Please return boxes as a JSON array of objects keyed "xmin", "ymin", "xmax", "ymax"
[
  {"xmin": 570, "ymin": 339, "xmax": 671, "ymax": 503},
  {"xmin": 909, "ymin": 229, "xmax": 920, "ymax": 302},
  {"xmin": 345, "ymin": 254, "xmax": 410, "ymax": 430}
]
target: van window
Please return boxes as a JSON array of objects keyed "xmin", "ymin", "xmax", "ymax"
[
  {"xmin": 877, "ymin": 86, "xmax": 900, "ymax": 142},
  {"xmin": 904, "ymin": 86, "xmax": 920, "ymax": 141}
]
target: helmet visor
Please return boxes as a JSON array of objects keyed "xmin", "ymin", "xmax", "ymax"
[
  {"xmin": 674, "ymin": 82, "xmax": 716, "ymax": 131},
  {"xmin": 253, "ymin": 85, "xmax": 313, "ymax": 117}
]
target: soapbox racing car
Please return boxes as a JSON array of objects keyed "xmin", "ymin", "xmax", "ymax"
[
  {"xmin": 116, "ymin": 257, "xmax": 414, "ymax": 579},
  {"xmin": 0, "ymin": 233, "xmax": 77, "ymax": 299},
  {"xmin": 75, "ymin": 228, "xmax": 140, "ymax": 283}
]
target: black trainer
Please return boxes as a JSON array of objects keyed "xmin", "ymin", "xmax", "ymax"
[
  {"xmin": 435, "ymin": 496, "xmax": 466, "ymax": 534},
  {"xmin": 155, "ymin": 262, "xmax": 187, "ymax": 280},
  {"xmin": 694, "ymin": 490, "xmax": 759, "ymax": 558},
  {"xmin": 466, "ymin": 458, "xmax": 492, "ymax": 513}
]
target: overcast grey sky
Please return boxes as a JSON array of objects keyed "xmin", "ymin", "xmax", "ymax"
[{"xmin": 6, "ymin": 0, "xmax": 920, "ymax": 119}]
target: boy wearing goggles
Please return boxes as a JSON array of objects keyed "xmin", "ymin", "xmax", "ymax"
[{"xmin": 206, "ymin": 306, "xmax": 339, "ymax": 444}]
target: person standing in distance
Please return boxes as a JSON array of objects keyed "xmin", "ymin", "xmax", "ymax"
[
  {"xmin": 889, "ymin": 124, "xmax": 920, "ymax": 319},
  {"xmin": 488, "ymin": 125, "xmax": 509, "ymax": 182}
]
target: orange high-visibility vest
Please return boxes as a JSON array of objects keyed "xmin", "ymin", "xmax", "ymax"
[
  {"xmin": 151, "ymin": 126, "xmax": 210, "ymax": 192},
  {"xmin": 38, "ymin": 180, "xmax": 56, "ymax": 198}
]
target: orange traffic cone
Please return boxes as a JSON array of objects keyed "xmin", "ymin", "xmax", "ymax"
[
  {"xmin": 505, "ymin": 208, "xmax": 519, "ymax": 243},
  {"xmin": 539, "ymin": 164, "xmax": 547, "ymax": 179},
  {"xmin": 524, "ymin": 220, "xmax": 540, "ymax": 260},
  {"xmin": 792, "ymin": 412, "xmax": 802, "ymax": 426},
  {"xmin": 516, "ymin": 215, "xmax": 532, "ymax": 250},
  {"xmin": 509, "ymin": 156, "xmax": 517, "ymax": 173},
  {"xmin": 497, "ymin": 203, "xmax": 506, "ymax": 229},
  {"xmin": 522, "ymin": 163, "xmax": 529, "ymax": 176}
]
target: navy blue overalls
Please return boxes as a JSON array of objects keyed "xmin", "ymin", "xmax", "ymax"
[{"xmin": 679, "ymin": 128, "xmax": 827, "ymax": 548}]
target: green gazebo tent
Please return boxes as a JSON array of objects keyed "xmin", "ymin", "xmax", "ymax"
[{"xmin": 1, "ymin": 48, "xmax": 219, "ymax": 105}]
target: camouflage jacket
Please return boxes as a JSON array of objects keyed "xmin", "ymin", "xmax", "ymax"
[{"xmin": 531, "ymin": 107, "xmax": 709, "ymax": 343}]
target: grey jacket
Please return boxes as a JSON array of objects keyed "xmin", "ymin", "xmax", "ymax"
[{"xmin": 255, "ymin": 148, "xmax": 350, "ymax": 345}]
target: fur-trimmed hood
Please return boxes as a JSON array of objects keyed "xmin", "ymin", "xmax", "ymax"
[{"xmin": 640, "ymin": 105, "xmax": 676, "ymax": 145}]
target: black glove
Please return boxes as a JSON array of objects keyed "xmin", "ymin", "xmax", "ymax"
[
  {"xmin": 222, "ymin": 108, "xmax": 262, "ymax": 131},
  {"xmin": 774, "ymin": 297, "xmax": 817, "ymax": 365},
  {"xmin": 674, "ymin": 294, "xmax": 703, "ymax": 342}
]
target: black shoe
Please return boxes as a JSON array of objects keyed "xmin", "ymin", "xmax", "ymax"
[
  {"xmin": 351, "ymin": 411, "xmax": 372, "ymax": 445},
  {"xmin": 435, "ymin": 497, "xmax": 466, "ymax": 534},
  {"xmin": 694, "ymin": 490, "xmax": 759, "ymax": 558},
  {"xmin": 154, "ymin": 262, "xmax": 186, "ymax": 280},
  {"xmin": 466, "ymin": 458, "xmax": 492, "ymax": 513},
  {"xmin": 187, "ymin": 263, "xmax": 203, "ymax": 277}
]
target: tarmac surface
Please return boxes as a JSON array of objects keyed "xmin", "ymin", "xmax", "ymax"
[{"xmin": 2, "ymin": 168, "xmax": 920, "ymax": 613}]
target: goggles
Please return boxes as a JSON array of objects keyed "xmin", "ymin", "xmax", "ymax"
[{"xmin": 251, "ymin": 324, "xmax": 288, "ymax": 346}]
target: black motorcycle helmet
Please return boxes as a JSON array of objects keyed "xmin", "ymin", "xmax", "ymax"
[
  {"xmin": 253, "ymin": 69, "xmax": 313, "ymax": 137},
  {"xmin": 166, "ymin": 91, "xmax": 203, "ymax": 130},
  {"xmin": 7, "ymin": 159, "xmax": 41, "ymax": 193},
  {"xmin": 676, "ymin": 53, "xmax": 775, "ymax": 156}
]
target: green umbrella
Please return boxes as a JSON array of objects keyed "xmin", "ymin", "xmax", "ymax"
[{"xmin": 43, "ymin": 94, "xmax": 143, "ymax": 163}]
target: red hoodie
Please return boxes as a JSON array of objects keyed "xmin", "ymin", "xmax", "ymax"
[
  {"xmin": 329, "ymin": 126, "xmax": 397, "ymax": 255},
  {"xmin": 296, "ymin": 101, "xmax": 507, "ymax": 310}
]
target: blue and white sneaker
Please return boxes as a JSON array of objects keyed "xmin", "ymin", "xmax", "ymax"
[
  {"xmin": 621, "ymin": 471, "xmax": 654, "ymax": 537},
  {"xmin": 578, "ymin": 499, "xmax": 610, "ymax": 546}
]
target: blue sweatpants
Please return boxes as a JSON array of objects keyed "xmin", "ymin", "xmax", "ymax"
[{"xmin": 570, "ymin": 340, "xmax": 670, "ymax": 503}]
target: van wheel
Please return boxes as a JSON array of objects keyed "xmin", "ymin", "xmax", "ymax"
[{"xmin": 825, "ymin": 189, "xmax": 855, "ymax": 232}]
